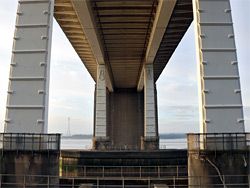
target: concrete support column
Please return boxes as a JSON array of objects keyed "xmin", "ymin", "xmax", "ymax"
[
  {"xmin": 141, "ymin": 64, "xmax": 159, "ymax": 150},
  {"xmin": 92, "ymin": 64, "xmax": 109, "ymax": 150},
  {"xmin": 192, "ymin": 0, "xmax": 245, "ymax": 133},
  {"xmin": 4, "ymin": 0, "xmax": 54, "ymax": 133}
]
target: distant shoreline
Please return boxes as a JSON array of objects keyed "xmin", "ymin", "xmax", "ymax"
[{"xmin": 62, "ymin": 133, "xmax": 187, "ymax": 140}]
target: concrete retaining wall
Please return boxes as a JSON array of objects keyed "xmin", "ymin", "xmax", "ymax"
[
  {"xmin": 188, "ymin": 151, "xmax": 250, "ymax": 187},
  {"xmin": 0, "ymin": 151, "xmax": 59, "ymax": 187}
]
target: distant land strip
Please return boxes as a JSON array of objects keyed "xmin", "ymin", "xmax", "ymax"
[{"xmin": 62, "ymin": 133, "xmax": 187, "ymax": 139}]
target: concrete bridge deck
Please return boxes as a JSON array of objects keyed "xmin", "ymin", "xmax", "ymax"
[{"xmin": 54, "ymin": 0, "xmax": 193, "ymax": 87}]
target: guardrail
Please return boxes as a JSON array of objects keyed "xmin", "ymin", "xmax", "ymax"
[
  {"xmin": 60, "ymin": 165, "xmax": 188, "ymax": 178},
  {"xmin": 0, "ymin": 133, "xmax": 61, "ymax": 153},
  {"xmin": 0, "ymin": 174, "xmax": 250, "ymax": 187},
  {"xmin": 187, "ymin": 133, "xmax": 250, "ymax": 151}
]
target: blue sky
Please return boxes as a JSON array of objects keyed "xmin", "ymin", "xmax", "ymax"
[{"xmin": 0, "ymin": 0, "xmax": 249, "ymax": 135}]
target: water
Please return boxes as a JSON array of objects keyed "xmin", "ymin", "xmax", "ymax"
[
  {"xmin": 61, "ymin": 138, "xmax": 187, "ymax": 150},
  {"xmin": 160, "ymin": 138, "xmax": 187, "ymax": 149},
  {"xmin": 61, "ymin": 139, "xmax": 92, "ymax": 149}
]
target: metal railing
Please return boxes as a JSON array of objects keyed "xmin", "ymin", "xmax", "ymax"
[
  {"xmin": 187, "ymin": 133, "xmax": 250, "ymax": 151},
  {"xmin": 60, "ymin": 165, "xmax": 188, "ymax": 178},
  {"xmin": 0, "ymin": 174, "xmax": 250, "ymax": 188},
  {"xmin": 0, "ymin": 133, "xmax": 61, "ymax": 153}
]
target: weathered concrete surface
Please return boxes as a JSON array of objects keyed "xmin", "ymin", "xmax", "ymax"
[
  {"xmin": 108, "ymin": 88, "xmax": 144, "ymax": 149},
  {"xmin": 61, "ymin": 150, "xmax": 187, "ymax": 172},
  {"xmin": 60, "ymin": 150, "xmax": 188, "ymax": 186},
  {"xmin": 188, "ymin": 151, "xmax": 250, "ymax": 187},
  {"xmin": 0, "ymin": 151, "xmax": 59, "ymax": 187},
  {"xmin": 141, "ymin": 136, "xmax": 159, "ymax": 150},
  {"xmin": 92, "ymin": 136, "xmax": 110, "ymax": 150}
]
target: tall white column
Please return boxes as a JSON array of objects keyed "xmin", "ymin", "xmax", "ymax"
[
  {"xmin": 193, "ymin": 0, "xmax": 244, "ymax": 133},
  {"xmin": 95, "ymin": 64, "xmax": 107, "ymax": 138},
  {"xmin": 4, "ymin": 0, "xmax": 54, "ymax": 133},
  {"xmin": 144, "ymin": 64, "xmax": 157, "ymax": 138}
]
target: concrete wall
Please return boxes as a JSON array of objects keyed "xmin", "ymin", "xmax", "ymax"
[
  {"xmin": 61, "ymin": 150, "xmax": 188, "ymax": 177},
  {"xmin": 0, "ymin": 151, "xmax": 59, "ymax": 187},
  {"xmin": 188, "ymin": 151, "xmax": 250, "ymax": 187},
  {"xmin": 108, "ymin": 88, "xmax": 144, "ymax": 149},
  {"xmin": 61, "ymin": 150, "xmax": 187, "ymax": 166}
]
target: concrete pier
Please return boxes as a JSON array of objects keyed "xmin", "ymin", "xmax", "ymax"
[{"xmin": 93, "ymin": 88, "xmax": 159, "ymax": 150}]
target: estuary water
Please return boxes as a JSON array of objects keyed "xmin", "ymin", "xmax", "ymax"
[{"xmin": 61, "ymin": 138, "xmax": 187, "ymax": 150}]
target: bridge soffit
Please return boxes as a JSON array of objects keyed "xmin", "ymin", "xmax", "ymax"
[
  {"xmin": 54, "ymin": 0, "xmax": 114, "ymax": 91},
  {"xmin": 137, "ymin": 0, "xmax": 177, "ymax": 92}
]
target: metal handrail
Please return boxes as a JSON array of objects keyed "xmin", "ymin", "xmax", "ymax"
[
  {"xmin": 60, "ymin": 164, "xmax": 188, "ymax": 179},
  {"xmin": 0, "ymin": 173, "xmax": 250, "ymax": 188},
  {"xmin": 187, "ymin": 132, "xmax": 250, "ymax": 151},
  {"xmin": 0, "ymin": 133, "xmax": 61, "ymax": 152}
]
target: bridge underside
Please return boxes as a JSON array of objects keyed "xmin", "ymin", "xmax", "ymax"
[
  {"xmin": 5, "ymin": 0, "xmax": 245, "ymax": 151},
  {"xmin": 53, "ymin": 0, "xmax": 193, "ymax": 150},
  {"xmin": 54, "ymin": 0, "xmax": 193, "ymax": 88}
]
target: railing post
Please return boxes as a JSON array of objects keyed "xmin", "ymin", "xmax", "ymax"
[
  {"xmin": 139, "ymin": 166, "xmax": 142, "ymax": 178},
  {"xmin": 122, "ymin": 178, "xmax": 125, "ymax": 188},
  {"xmin": 248, "ymin": 174, "xmax": 250, "ymax": 188},
  {"xmin": 23, "ymin": 174, "xmax": 26, "ymax": 188},
  {"xmin": 23, "ymin": 133, "xmax": 25, "ymax": 150},
  {"xmin": 32, "ymin": 134, "xmax": 34, "ymax": 156},
  {"xmin": 176, "ymin": 166, "xmax": 179, "ymax": 178},
  {"xmin": 66, "ymin": 165, "xmax": 68, "ymax": 177},
  {"xmin": 39, "ymin": 134, "xmax": 41, "ymax": 151},
  {"xmin": 58, "ymin": 134, "xmax": 61, "ymax": 151},
  {"xmin": 72, "ymin": 178, "xmax": 74, "ymax": 188},
  {"xmin": 222, "ymin": 134, "xmax": 225, "ymax": 150},
  {"xmin": 1, "ymin": 134, "xmax": 4, "ymax": 155},
  {"xmin": 236, "ymin": 133, "xmax": 238, "ymax": 150},
  {"xmin": 158, "ymin": 166, "xmax": 160, "ymax": 178},
  {"xmin": 97, "ymin": 177, "xmax": 99, "ymax": 188},
  {"xmin": 0, "ymin": 174, "xmax": 2, "ymax": 188},
  {"xmin": 47, "ymin": 175, "xmax": 50, "ymax": 188},
  {"xmin": 102, "ymin": 166, "xmax": 105, "ymax": 178},
  {"xmin": 121, "ymin": 166, "xmax": 123, "ymax": 177},
  {"xmin": 199, "ymin": 176, "xmax": 201, "ymax": 188},
  {"xmin": 84, "ymin": 166, "xmax": 86, "ymax": 178},
  {"xmin": 214, "ymin": 134, "xmax": 217, "ymax": 158},
  {"xmin": 10, "ymin": 133, "xmax": 12, "ymax": 150},
  {"xmin": 244, "ymin": 133, "xmax": 248, "ymax": 152},
  {"xmin": 148, "ymin": 177, "xmax": 150, "ymax": 188},
  {"xmin": 230, "ymin": 133, "xmax": 233, "ymax": 153},
  {"xmin": 173, "ymin": 176, "xmax": 175, "ymax": 188}
]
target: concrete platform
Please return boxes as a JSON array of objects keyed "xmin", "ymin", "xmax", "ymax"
[{"xmin": 61, "ymin": 149, "xmax": 188, "ymax": 166}]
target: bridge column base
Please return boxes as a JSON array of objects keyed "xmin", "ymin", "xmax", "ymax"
[
  {"xmin": 141, "ymin": 136, "xmax": 159, "ymax": 150},
  {"xmin": 92, "ymin": 136, "xmax": 110, "ymax": 150}
]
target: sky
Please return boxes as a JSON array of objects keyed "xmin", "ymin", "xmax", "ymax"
[{"xmin": 0, "ymin": 0, "xmax": 249, "ymax": 135}]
